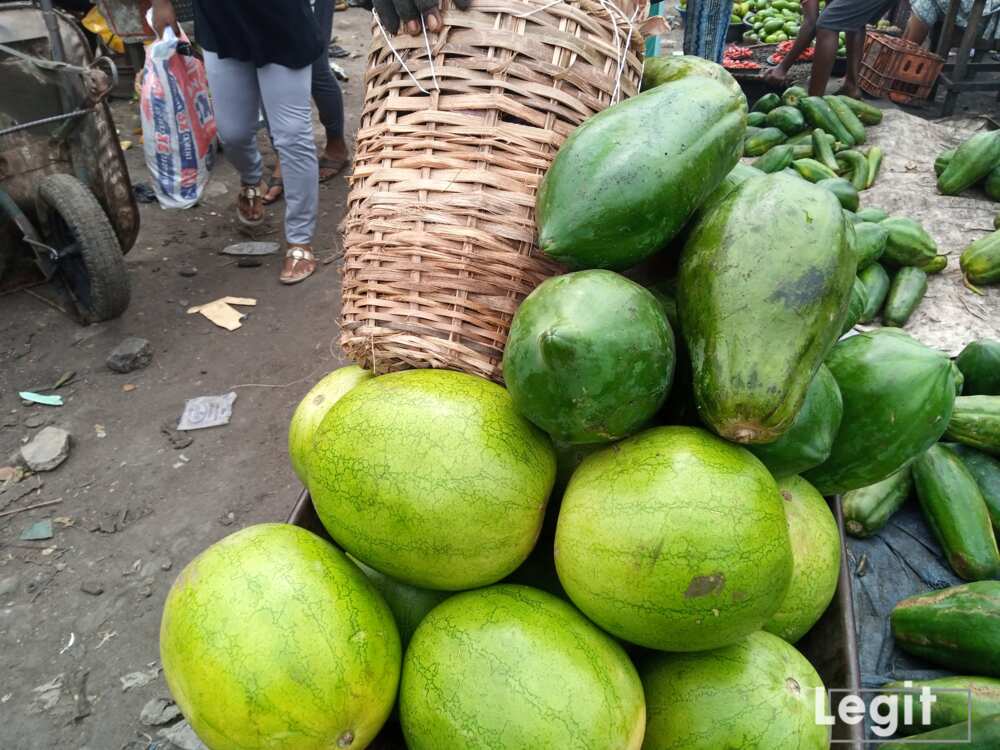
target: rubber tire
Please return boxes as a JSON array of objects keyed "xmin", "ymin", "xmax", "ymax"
[{"xmin": 37, "ymin": 174, "xmax": 130, "ymax": 324}]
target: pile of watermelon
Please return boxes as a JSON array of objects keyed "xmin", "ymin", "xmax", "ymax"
[{"xmin": 158, "ymin": 56, "xmax": 1000, "ymax": 749}]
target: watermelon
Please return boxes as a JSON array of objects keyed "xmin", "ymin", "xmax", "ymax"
[
  {"xmin": 351, "ymin": 556, "xmax": 450, "ymax": 648},
  {"xmin": 400, "ymin": 584, "xmax": 646, "ymax": 749},
  {"xmin": 555, "ymin": 426, "xmax": 793, "ymax": 651},
  {"xmin": 763, "ymin": 475, "xmax": 842, "ymax": 643},
  {"xmin": 306, "ymin": 369, "xmax": 556, "ymax": 590},
  {"xmin": 160, "ymin": 524, "xmax": 400, "ymax": 750},
  {"xmin": 641, "ymin": 630, "xmax": 830, "ymax": 749},
  {"xmin": 503, "ymin": 270, "xmax": 675, "ymax": 445},
  {"xmin": 288, "ymin": 365, "xmax": 372, "ymax": 483}
]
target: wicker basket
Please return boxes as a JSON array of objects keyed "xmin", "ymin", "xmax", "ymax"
[{"xmin": 340, "ymin": 0, "xmax": 647, "ymax": 382}]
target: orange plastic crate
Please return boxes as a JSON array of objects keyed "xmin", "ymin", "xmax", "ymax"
[{"xmin": 859, "ymin": 31, "xmax": 944, "ymax": 104}]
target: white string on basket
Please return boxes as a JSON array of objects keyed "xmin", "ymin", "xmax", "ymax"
[
  {"xmin": 372, "ymin": 8, "xmax": 435, "ymax": 94},
  {"xmin": 420, "ymin": 16, "xmax": 441, "ymax": 91}
]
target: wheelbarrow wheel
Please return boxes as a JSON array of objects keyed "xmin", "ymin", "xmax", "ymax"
[{"xmin": 36, "ymin": 174, "xmax": 131, "ymax": 324}]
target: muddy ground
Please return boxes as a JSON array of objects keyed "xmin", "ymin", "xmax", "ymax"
[{"xmin": 1, "ymin": 6, "xmax": 999, "ymax": 750}]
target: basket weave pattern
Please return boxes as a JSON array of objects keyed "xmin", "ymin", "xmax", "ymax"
[{"xmin": 340, "ymin": 0, "xmax": 645, "ymax": 382}]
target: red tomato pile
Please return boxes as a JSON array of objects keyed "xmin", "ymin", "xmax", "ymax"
[
  {"xmin": 767, "ymin": 40, "xmax": 815, "ymax": 65},
  {"xmin": 722, "ymin": 45, "xmax": 761, "ymax": 71}
]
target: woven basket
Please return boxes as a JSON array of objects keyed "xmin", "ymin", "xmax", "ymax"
[{"xmin": 340, "ymin": 0, "xmax": 647, "ymax": 382}]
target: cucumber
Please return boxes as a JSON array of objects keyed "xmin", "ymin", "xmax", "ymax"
[
  {"xmin": 881, "ymin": 217, "xmax": 938, "ymax": 268},
  {"xmin": 957, "ymin": 340, "xmax": 1000, "ymax": 396},
  {"xmin": 765, "ymin": 105, "xmax": 807, "ymax": 135},
  {"xmin": 855, "ymin": 207, "xmax": 888, "ymax": 223},
  {"xmin": 842, "ymin": 276, "xmax": 868, "ymax": 334},
  {"xmin": 883, "ymin": 266, "xmax": 927, "ymax": 327},
  {"xmin": 836, "ymin": 149, "xmax": 869, "ymax": 191},
  {"xmin": 919, "ymin": 254, "xmax": 948, "ymax": 274},
  {"xmin": 842, "ymin": 466, "xmax": 912, "ymax": 538},
  {"xmin": 816, "ymin": 177, "xmax": 859, "ymax": 211},
  {"xmin": 753, "ymin": 144, "xmax": 796, "ymax": 173},
  {"xmin": 858, "ymin": 262, "xmax": 890, "ymax": 323},
  {"xmin": 747, "ymin": 111, "xmax": 767, "ymax": 127},
  {"xmin": 882, "ymin": 676, "xmax": 1000, "ymax": 734},
  {"xmin": 837, "ymin": 94, "xmax": 883, "ymax": 125},
  {"xmin": 824, "ymin": 94, "xmax": 866, "ymax": 145},
  {"xmin": 801, "ymin": 96, "xmax": 854, "ymax": 146},
  {"xmin": 792, "ymin": 158, "xmax": 838, "ymax": 182},
  {"xmin": 960, "ymin": 230, "xmax": 1000, "ymax": 285},
  {"xmin": 781, "ymin": 85, "xmax": 808, "ymax": 107},
  {"xmin": 946, "ymin": 443, "xmax": 1000, "ymax": 531},
  {"xmin": 934, "ymin": 148, "xmax": 956, "ymax": 177},
  {"xmin": 866, "ymin": 146, "xmax": 883, "ymax": 188},
  {"xmin": 913, "ymin": 444, "xmax": 1000, "ymax": 581},
  {"xmin": 811, "ymin": 128, "xmax": 839, "ymax": 172},
  {"xmin": 882, "ymin": 713, "xmax": 1000, "ymax": 748},
  {"xmin": 790, "ymin": 143, "xmax": 813, "ymax": 158},
  {"xmin": 891, "ymin": 581, "xmax": 1000, "ymax": 677},
  {"xmin": 744, "ymin": 127, "xmax": 788, "ymax": 157},
  {"xmin": 752, "ymin": 92, "xmax": 782, "ymax": 113},
  {"xmin": 786, "ymin": 130, "xmax": 813, "ymax": 146},
  {"xmin": 946, "ymin": 396, "xmax": 1000, "ymax": 456},
  {"xmin": 854, "ymin": 221, "xmax": 888, "ymax": 270}
]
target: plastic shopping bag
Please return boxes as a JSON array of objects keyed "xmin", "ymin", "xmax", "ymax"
[{"xmin": 140, "ymin": 13, "xmax": 217, "ymax": 209}]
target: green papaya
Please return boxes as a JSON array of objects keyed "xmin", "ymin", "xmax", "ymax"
[
  {"xmin": 694, "ymin": 162, "xmax": 764, "ymax": 221},
  {"xmin": 753, "ymin": 144, "xmax": 796, "ymax": 173},
  {"xmin": 837, "ymin": 95, "xmax": 882, "ymax": 125},
  {"xmin": 803, "ymin": 329, "xmax": 957, "ymax": 494},
  {"xmin": 786, "ymin": 130, "xmax": 814, "ymax": 146},
  {"xmin": 891, "ymin": 582, "xmax": 1000, "ymax": 677},
  {"xmin": 939, "ymin": 131, "xmax": 1000, "ymax": 195},
  {"xmin": 792, "ymin": 158, "xmax": 838, "ymax": 182},
  {"xmin": 919, "ymin": 254, "xmax": 948, "ymax": 274},
  {"xmin": 934, "ymin": 148, "xmax": 955, "ymax": 178},
  {"xmin": 782, "ymin": 85, "xmax": 808, "ymax": 107},
  {"xmin": 883, "ymin": 676, "xmax": 1000, "ymax": 733},
  {"xmin": 946, "ymin": 443, "xmax": 1000, "ymax": 531},
  {"xmin": 641, "ymin": 55, "xmax": 745, "ymax": 102},
  {"xmin": 954, "ymin": 362, "xmax": 967, "ymax": 395},
  {"xmin": 854, "ymin": 221, "xmax": 888, "ymax": 270},
  {"xmin": 747, "ymin": 364, "xmax": 843, "ymax": 479},
  {"xmin": 883, "ymin": 266, "xmax": 928, "ymax": 327},
  {"xmin": 747, "ymin": 111, "xmax": 767, "ymax": 127},
  {"xmin": 913, "ymin": 444, "xmax": 1000, "ymax": 581},
  {"xmin": 745, "ymin": 127, "xmax": 788, "ymax": 157},
  {"xmin": 855, "ymin": 207, "xmax": 888, "ymax": 223},
  {"xmin": 536, "ymin": 77, "xmax": 746, "ymax": 271},
  {"xmin": 842, "ymin": 276, "xmax": 868, "ymax": 334},
  {"xmin": 882, "ymin": 714, "xmax": 1000, "ymax": 748},
  {"xmin": 752, "ymin": 91, "xmax": 782, "ymax": 113},
  {"xmin": 824, "ymin": 94, "xmax": 866, "ymax": 145},
  {"xmin": 881, "ymin": 217, "xmax": 938, "ymax": 268},
  {"xmin": 765, "ymin": 105, "xmax": 806, "ymax": 135},
  {"xmin": 957, "ymin": 340, "xmax": 1000, "ymax": 396},
  {"xmin": 842, "ymin": 467, "xmax": 912, "ymax": 538},
  {"xmin": 679, "ymin": 172, "xmax": 854, "ymax": 444},
  {"xmin": 801, "ymin": 96, "xmax": 854, "ymax": 146},
  {"xmin": 986, "ymin": 165, "xmax": 1000, "ymax": 200},
  {"xmin": 866, "ymin": 146, "xmax": 883, "ymax": 188},
  {"xmin": 960, "ymin": 231, "xmax": 1000, "ymax": 285},
  {"xmin": 817, "ymin": 177, "xmax": 859, "ymax": 211},
  {"xmin": 858, "ymin": 262, "xmax": 890, "ymax": 323},
  {"xmin": 789, "ymin": 143, "xmax": 813, "ymax": 158},
  {"xmin": 503, "ymin": 270, "xmax": 675, "ymax": 444},
  {"xmin": 945, "ymin": 396, "xmax": 1000, "ymax": 456}
]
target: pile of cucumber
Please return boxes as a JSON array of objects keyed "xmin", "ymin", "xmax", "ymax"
[{"xmin": 741, "ymin": 0, "xmax": 847, "ymax": 53}]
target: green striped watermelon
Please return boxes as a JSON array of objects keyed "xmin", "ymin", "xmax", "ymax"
[
  {"xmin": 287, "ymin": 365, "xmax": 372, "ymax": 483},
  {"xmin": 160, "ymin": 524, "xmax": 400, "ymax": 750},
  {"xmin": 641, "ymin": 630, "xmax": 830, "ymax": 749},
  {"xmin": 555, "ymin": 425, "xmax": 793, "ymax": 651},
  {"xmin": 306, "ymin": 369, "xmax": 556, "ymax": 591},
  {"xmin": 400, "ymin": 584, "xmax": 646, "ymax": 749},
  {"xmin": 350, "ymin": 556, "xmax": 450, "ymax": 648}
]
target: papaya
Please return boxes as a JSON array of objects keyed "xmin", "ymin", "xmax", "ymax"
[
  {"xmin": 853, "ymin": 221, "xmax": 888, "ymax": 270},
  {"xmin": 765, "ymin": 105, "xmax": 806, "ymax": 135},
  {"xmin": 745, "ymin": 127, "xmax": 787, "ymax": 157},
  {"xmin": 882, "ymin": 714, "xmax": 1000, "ymax": 748},
  {"xmin": 945, "ymin": 396, "xmax": 1000, "ymax": 456},
  {"xmin": 883, "ymin": 676, "xmax": 1000, "ymax": 733},
  {"xmin": 986, "ymin": 164, "xmax": 1000, "ymax": 200},
  {"xmin": 891, "ymin": 582, "xmax": 1000, "ymax": 677},
  {"xmin": 913, "ymin": 444, "xmax": 1000, "ymax": 581},
  {"xmin": 792, "ymin": 158, "xmax": 838, "ymax": 182},
  {"xmin": 790, "ymin": 143, "xmax": 813, "ymax": 159},
  {"xmin": 816, "ymin": 177, "xmax": 859, "ymax": 211},
  {"xmin": 946, "ymin": 443, "xmax": 1000, "ymax": 531},
  {"xmin": 919, "ymin": 254, "xmax": 948, "ymax": 274},
  {"xmin": 641, "ymin": 54, "xmax": 744, "ymax": 101},
  {"xmin": 960, "ymin": 231, "xmax": 1000, "ymax": 285},
  {"xmin": 883, "ymin": 266, "xmax": 927, "ymax": 327},
  {"xmin": 782, "ymin": 85, "xmax": 808, "ymax": 107},
  {"xmin": 841, "ymin": 276, "xmax": 868, "ymax": 334},
  {"xmin": 857, "ymin": 263, "xmax": 890, "ymax": 323},
  {"xmin": 694, "ymin": 162, "xmax": 764, "ymax": 221},
  {"xmin": 954, "ymin": 362, "xmax": 967, "ymax": 395},
  {"xmin": 679, "ymin": 172, "xmax": 854, "ymax": 444},
  {"xmin": 824, "ymin": 95, "xmax": 866, "ymax": 145},
  {"xmin": 803, "ymin": 329, "xmax": 956, "ymax": 494},
  {"xmin": 800, "ymin": 96, "xmax": 853, "ymax": 146},
  {"xmin": 747, "ymin": 111, "xmax": 767, "ymax": 127},
  {"xmin": 753, "ymin": 144, "xmax": 795, "ymax": 173},
  {"xmin": 752, "ymin": 92, "xmax": 782, "ymax": 112},
  {"xmin": 957, "ymin": 340, "xmax": 1000, "ymax": 395},
  {"xmin": 842, "ymin": 467, "xmax": 912, "ymax": 538},
  {"xmin": 811, "ymin": 128, "xmax": 839, "ymax": 172},
  {"xmin": 786, "ymin": 130, "xmax": 814, "ymax": 146},
  {"xmin": 855, "ymin": 207, "xmax": 888, "ymax": 223},
  {"xmin": 837, "ymin": 95, "xmax": 882, "ymax": 125},
  {"xmin": 747, "ymin": 364, "xmax": 843, "ymax": 479},
  {"xmin": 934, "ymin": 147, "xmax": 955, "ymax": 177},
  {"xmin": 938, "ymin": 130, "xmax": 1000, "ymax": 195},
  {"xmin": 536, "ymin": 77, "xmax": 746, "ymax": 271},
  {"xmin": 881, "ymin": 217, "xmax": 938, "ymax": 268}
]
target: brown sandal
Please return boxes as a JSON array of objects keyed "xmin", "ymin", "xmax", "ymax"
[
  {"xmin": 318, "ymin": 156, "xmax": 347, "ymax": 183},
  {"xmin": 237, "ymin": 182, "xmax": 265, "ymax": 226},
  {"xmin": 280, "ymin": 245, "xmax": 316, "ymax": 285}
]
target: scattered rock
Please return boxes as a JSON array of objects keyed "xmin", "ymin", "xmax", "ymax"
[
  {"xmin": 0, "ymin": 466, "xmax": 15, "ymax": 482},
  {"xmin": 160, "ymin": 558, "xmax": 173, "ymax": 572},
  {"xmin": 158, "ymin": 719, "xmax": 209, "ymax": 750},
  {"xmin": 20, "ymin": 426, "xmax": 71, "ymax": 472},
  {"xmin": 106, "ymin": 337, "xmax": 152, "ymax": 374},
  {"xmin": 236, "ymin": 257, "xmax": 262, "ymax": 268},
  {"xmin": 19, "ymin": 519, "xmax": 53, "ymax": 541},
  {"xmin": 161, "ymin": 422, "xmax": 193, "ymax": 450},
  {"xmin": 28, "ymin": 674, "xmax": 63, "ymax": 714},
  {"xmin": 138, "ymin": 585, "xmax": 153, "ymax": 598},
  {"xmin": 80, "ymin": 581, "xmax": 104, "ymax": 596},
  {"xmin": 140, "ymin": 697, "xmax": 181, "ymax": 726},
  {"xmin": 219, "ymin": 511, "xmax": 235, "ymax": 526},
  {"xmin": 0, "ymin": 576, "xmax": 19, "ymax": 597},
  {"xmin": 120, "ymin": 665, "xmax": 161, "ymax": 692},
  {"xmin": 23, "ymin": 414, "xmax": 45, "ymax": 429},
  {"xmin": 178, "ymin": 266, "xmax": 198, "ymax": 278}
]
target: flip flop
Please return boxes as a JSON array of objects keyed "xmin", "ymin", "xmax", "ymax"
[
  {"xmin": 262, "ymin": 176, "xmax": 284, "ymax": 205},
  {"xmin": 237, "ymin": 182, "xmax": 265, "ymax": 227},
  {"xmin": 319, "ymin": 156, "xmax": 348, "ymax": 183},
  {"xmin": 280, "ymin": 245, "xmax": 316, "ymax": 285}
]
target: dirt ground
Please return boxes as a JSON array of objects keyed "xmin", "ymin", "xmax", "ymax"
[
  {"xmin": 0, "ymin": 9, "xmax": 371, "ymax": 749},
  {"xmin": 2, "ymin": 6, "xmax": 1000, "ymax": 749}
]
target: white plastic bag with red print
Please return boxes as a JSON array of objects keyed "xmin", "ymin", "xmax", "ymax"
[{"xmin": 140, "ymin": 12, "xmax": 217, "ymax": 209}]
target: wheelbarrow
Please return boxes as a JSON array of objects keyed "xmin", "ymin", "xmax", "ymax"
[{"xmin": 0, "ymin": 0, "xmax": 138, "ymax": 323}]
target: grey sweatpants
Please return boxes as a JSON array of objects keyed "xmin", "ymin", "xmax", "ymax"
[{"xmin": 203, "ymin": 51, "xmax": 318, "ymax": 245}]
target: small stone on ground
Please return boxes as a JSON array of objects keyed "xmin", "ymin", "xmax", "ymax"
[
  {"xmin": 106, "ymin": 338, "xmax": 152, "ymax": 374},
  {"xmin": 140, "ymin": 697, "xmax": 181, "ymax": 726},
  {"xmin": 19, "ymin": 426, "xmax": 71, "ymax": 472},
  {"xmin": 157, "ymin": 719, "xmax": 208, "ymax": 750},
  {"xmin": 80, "ymin": 581, "xmax": 104, "ymax": 596}
]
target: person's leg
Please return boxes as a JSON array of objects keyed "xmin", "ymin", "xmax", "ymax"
[
  {"xmin": 840, "ymin": 29, "xmax": 864, "ymax": 96},
  {"xmin": 311, "ymin": 0, "xmax": 348, "ymax": 178},
  {"xmin": 809, "ymin": 27, "xmax": 839, "ymax": 95},
  {"xmin": 202, "ymin": 51, "xmax": 265, "ymax": 223},
  {"xmin": 257, "ymin": 62, "xmax": 319, "ymax": 281},
  {"xmin": 683, "ymin": 0, "xmax": 733, "ymax": 63},
  {"xmin": 903, "ymin": 11, "xmax": 933, "ymax": 44}
]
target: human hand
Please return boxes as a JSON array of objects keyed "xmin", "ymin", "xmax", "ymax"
[
  {"xmin": 151, "ymin": 0, "xmax": 180, "ymax": 37},
  {"xmin": 373, "ymin": 0, "xmax": 471, "ymax": 36},
  {"xmin": 762, "ymin": 66, "xmax": 788, "ymax": 87}
]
